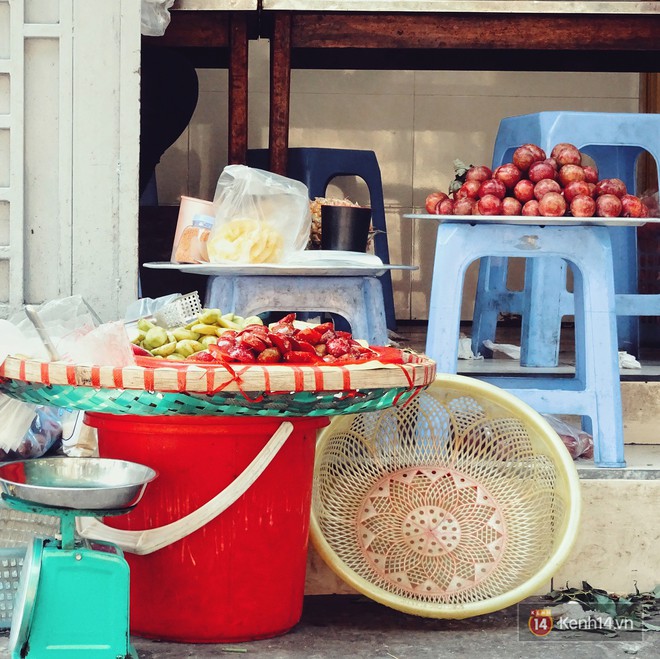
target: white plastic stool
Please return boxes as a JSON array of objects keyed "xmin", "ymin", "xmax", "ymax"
[
  {"xmin": 473, "ymin": 111, "xmax": 660, "ymax": 364},
  {"xmin": 426, "ymin": 221, "xmax": 625, "ymax": 468},
  {"xmin": 205, "ymin": 275, "xmax": 388, "ymax": 346}
]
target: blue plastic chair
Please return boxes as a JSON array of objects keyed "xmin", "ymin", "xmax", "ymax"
[
  {"xmin": 139, "ymin": 171, "xmax": 159, "ymax": 208},
  {"xmin": 472, "ymin": 111, "xmax": 660, "ymax": 364},
  {"xmin": 247, "ymin": 147, "xmax": 397, "ymax": 331},
  {"xmin": 425, "ymin": 220, "xmax": 625, "ymax": 468}
]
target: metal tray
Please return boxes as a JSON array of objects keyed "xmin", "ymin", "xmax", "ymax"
[
  {"xmin": 0, "ymin": 458, "xmax": 157, "ymax": 511},
  {"xmin": 404, "ymin": 213, "xmax": 660, "ymax": 226}
]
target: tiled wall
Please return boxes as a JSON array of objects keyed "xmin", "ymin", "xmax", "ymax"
[{"xmin": 156, "ymin": 39, "xmax": 640, "ymax": 321}]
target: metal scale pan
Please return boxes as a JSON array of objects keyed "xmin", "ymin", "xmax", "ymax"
[
  {"xmin": 0, "ymin": 457, "xmax": 157, "ymax": 512},
  {"xmin": 0, "ymin": 457, "xmax": 157, "ymax": 659}
]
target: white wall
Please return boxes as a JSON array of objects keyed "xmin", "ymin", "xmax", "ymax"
[
  {"xmin": 0, "ymin": 0, "xmax": 140, "ymax": 322},
  {"xmin": 154, "ymin": 40, "xmax": 641, "ymax": 321}
]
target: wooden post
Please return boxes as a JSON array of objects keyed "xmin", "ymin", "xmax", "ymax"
[
  {"xmin": 269, "ymin": 12, "xmax": 292, "ymax": 175},
  {"xmin": 229, "ymin": 13, "xmax": 249, "ymax": 165},
  {"xmin": 639, "ymin": 73, "xmax": 660, "ymax": 195}
]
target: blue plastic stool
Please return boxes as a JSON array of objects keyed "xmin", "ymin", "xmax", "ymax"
[
  {"xmin": 205, "ymin": 274, "xmax": 388, "ymax": 346},
  {"xmin": 472, "ymin": 111, "xmax": 660, "ymax": 364},
  {"xmin": 426, "ymin": 221, "xmax": 625, "ymax": 468},
  {"xmin": 247, "ymin": 147, "xmax": 396, "ymax": 331}
]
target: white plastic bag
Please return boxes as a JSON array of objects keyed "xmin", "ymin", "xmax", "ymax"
[
  {"xmin": 0, "ymin": 319, "xmax": 41, "ymax": 361},
  {"xmin": 483, "ymin": 339, "xmax": 521, "ymax": 360},
  {"xmin": 9, "ymin": 296, "xmax": 135, "ymax": 366},
  {"xmin": 208, "ymin": 165, "xmax": 312, "ymax": 265},
  {"xmin": 73, "ymin": 321, "xmax": 136, "ymax": 367},
  {"xmin": 0, "ymin": 395, "xmax": 37, "ymax": 457},
  {"xmin": 141, "ymin": 0, "xmax": 175, "ymax": 37},
  {"xmin": 9, "ymin": 296, "xmax": 99, "ymax": 362}
]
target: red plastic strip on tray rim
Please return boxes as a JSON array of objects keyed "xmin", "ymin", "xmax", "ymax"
[
  {"xmin": 0, "ymin": 348, "xmax": 432, "ymax": 401},
  {"xmin": 131, "ymin": 346, "xmax": 410, "ymax": 399},
  {"xmin": 229, "ymin": 364, "xmax": 265, "ymax": 403},
  {"xmin": 112, "ymin": 367, "xmax": 124, "ymax": 389},
  {"xmin": 40, "ymin": 362, "xmax": 50, "ymax": 385},
  {"xmin": 90, "ymin": 366, "xmax": 101, "ymax": 388}
]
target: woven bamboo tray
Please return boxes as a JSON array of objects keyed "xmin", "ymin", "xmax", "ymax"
[{"xmin": 0, "ymin": 352, "xmax": 436, "ymax": 417}]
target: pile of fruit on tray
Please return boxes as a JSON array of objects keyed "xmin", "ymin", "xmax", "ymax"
[
  {"xmin": 425, "ymin": 142, "xmax": 653, "ymax": 219},
  {"xmin": 131, "ymin": 311, "xmax": 386, "ymax": 365}
]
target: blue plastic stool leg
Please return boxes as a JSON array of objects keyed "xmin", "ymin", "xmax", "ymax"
[
  {"xmin": 204, "ymin": 274, "xmax": 388, "ymax": 346},
  {"xmin": 426, "ymin": 222, "xmax": 625, "ymax": 468},
  {"xmin": 471, "ymin": 257, "xmax": 516, "ymax": 358},
  {"xmin": 520, "ymin": 257, "xmax": 567, "ymax": 367}
]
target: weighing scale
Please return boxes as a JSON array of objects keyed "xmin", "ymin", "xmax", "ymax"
[{"xmin": 0, "ymin": 457, "xmax": 157, "ymax": 659}]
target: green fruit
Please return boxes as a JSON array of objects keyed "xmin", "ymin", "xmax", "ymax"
[
  {"xmin": 200, "ymin": 335, "xmax": 218, "ymax": 347},
  {"xmin": 151, "ymin": 341, "xmax": 177, "ymax": 357},
  {"xmin": 242, "ymin": 316, "xmax": 263, "ymax": 327},
  {"xmin": 166, "ymin": 353, "xmax": 186, "ymax": 361},
  {"xmin": 144, "ymin": 326, "xmax": 169, "ymax": 349},
  {"xmin": 198, "ymin": 308, "xmax": 221, "ymax": 325},
  {"xmin": 217, "ymin": 316, "xmax": 241, "ymax": 330},
  {"xmin": 172, "ymin": 328, "xmax": 200, "ymax": 341},
  {"xmin": 131, "ymin": 331, "xmax": 146, "ymax": 345},
  {"xmin": 191, "ymin": 323, "xmax": 221, "ymax": 335},
  {"xmin": 137, "ymin": 318, "xmax": 155, "ymax": 332},
  {"xmin": 175, "ymin": 339, "xmax": 205, "ymax": 357}
]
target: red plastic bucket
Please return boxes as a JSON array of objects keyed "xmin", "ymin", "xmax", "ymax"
[{"xmin": 84, "ymin": 412, "xmax": 329, "ymax": 643}]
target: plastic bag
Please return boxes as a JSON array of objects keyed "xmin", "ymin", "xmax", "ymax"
[
  {"xmin": 124, "ymin": 293, "xmax": 185, "ymax": 323},
  {"xmin": 0, "ymin": 319, "xmax": 37, "ymax": 362},
  {"xmin": 0, "ymin": 395, "xmax": 68, "ymax": 461},
  {"xmin": 208, "ymin": 165, "xmax": 312, "ymax": 265},
  {"xmin": 0, "ymin": 395, "xmax": 37, "ymax": 457},
  {"xmin": 8, "ymin": 296, "xmax": 134, "ymax": 366},
  {"xmin": 61, "ymin": 410, "xmax": 98, "ymax": 458},
  {"xmin": 543, "ymin": 414, "xmax": 594, "ymax": 460},
  {"xmin": 141, "ymin": 0, "xmax": 175, "ymax": 37},
  {"xmin": 9, "ymin": 296, "xmax": 99, "ymax": 361},
  {"xmin": 483, "ymin": 339, "xmax": 521, "ymax": 360},
  {"xmin": 73, "ymin": 321, "xmax": 136, "ymax": 367}
]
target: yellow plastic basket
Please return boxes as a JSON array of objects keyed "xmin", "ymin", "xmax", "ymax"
[{"xmin": 310, "ymin": 374, "xmax": 581, "ymax": 618}]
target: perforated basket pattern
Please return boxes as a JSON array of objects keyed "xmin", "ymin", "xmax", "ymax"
[
  {"xmin": 311, "ymin": 375, "xmax": 580, "ymax": 618},
  {"xmin": 0, "ymin": 508, "xmax": 60, "ymax": 629},
  {"xmin": 153, "ymin": 292, "xmax": 202, "ymax": 328},
  {"xmin": 0, "ymin": 508, "xmax": 59, "ymax": 548},
  {"xmin": 0, "ymin": 548, "xmax": 24, "ymax": 629}
]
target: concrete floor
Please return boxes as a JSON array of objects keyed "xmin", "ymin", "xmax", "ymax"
[
  {"xmin": 136, "ymin": 596, "xmax": 660, "ymax": 659},
  {"xmin": 2, "ymin": 595, "xmax": 657, "ymax": 658},
  {"xmin": 393, "ymin": 320, "xmax": 660, "ymax": 380}
]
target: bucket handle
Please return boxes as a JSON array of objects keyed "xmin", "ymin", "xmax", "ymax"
[{"xmin": 76, "ymin": 421, "xmax": 294, "ymax": 555}]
